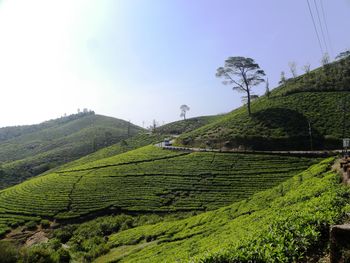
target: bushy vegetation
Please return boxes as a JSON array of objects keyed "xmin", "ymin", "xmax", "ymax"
[
  {"xmin": 91, "ymin": 158, "xmax": 350, "ymax": 262},
  {"xmin": 0, "ymin": 146, "xmax": 317, "ymax": 236},
  {"xmin": 54, "ymin": 133, "xmax": 165, "ymax": 171},
  {"xmin": 0, "ymin": 240, "xmax": 71, "ymax": 263},
  {"xmin": 177, "ymin": 56, "xmax": 350, "ymax": 150},
  {"xmin": 0, "ymin": 213, "xmax": 196, "ymax": 262},
  {"xmin": 155, "ymin": 115, "xmax": 223, "ymax": 135},
  {"xmin": 49, "ymin": 213, "xmax": 194, "ymax": 261},
  {"xmin": 0, "ymin": 113, "xmax": 143, "ymax": 189},
  {"xmin": 274, "ymin": 56, "xmax": 350, "ymax": 96}
]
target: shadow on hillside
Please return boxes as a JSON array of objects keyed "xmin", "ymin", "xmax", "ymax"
[
  {"xmin": 251, "ymin": 108, "xmax": 324, "ymax": 150},
  {"xmin": 252, "ymin": 108, "xmax": 316, "ymax": 137}
]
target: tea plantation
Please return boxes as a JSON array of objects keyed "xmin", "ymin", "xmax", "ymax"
[
  {"xmin": 155, "ymin": 115, "xmax": 223, "ymax": 135},
  {"xmin": 95, "ymin": 157, "xmax": 350, "ymax": 262},
  {"xmin": 177, "ymin": 56, "xmax": 350, "ymax": 150},
  {"xmin": 0, "ymin": 145, "xmax": 318, "ymax": 237}
]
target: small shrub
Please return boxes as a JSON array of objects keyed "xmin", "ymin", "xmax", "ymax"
[
  {"xmin": 20, "ymin": 246, "xmax": 56, "ymax": 263},
  {"xmin": 57, "ymin": 248, "xmax": 71, "ymax": 263},
  {"xmin": 25, "ymin": 221, "xmax": 37, "ymax": 231},
  {"xmin": 10, "ymin": 222, "xmax": 19, "ymax": 228},
  {"xmin": 53, "ymin": 225, "xmax": 77, "ymax": 243},
  {"xmin": 40, "ymin": 219, "xmax": 50, "ymax": 228}
]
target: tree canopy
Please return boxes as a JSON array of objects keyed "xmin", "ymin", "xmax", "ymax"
[
  {"xmin": 216, "ymin": 56, "xmax": 265, "ymax": 116},
  {"xmin": 180, "ymin": 104, "xmax": 190, "ymax": 120}
]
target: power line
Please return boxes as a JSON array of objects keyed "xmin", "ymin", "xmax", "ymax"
[
  {"xmin": 306, "ymin": 0, "xmax": 324, "ymax": 56},
  {"xmin": 319, "ymin": 0, "xmax": 334, "ymax": 56},
  {"xmin": 313, "ymin": 0, "xmax": 329, "ymax": 55}
]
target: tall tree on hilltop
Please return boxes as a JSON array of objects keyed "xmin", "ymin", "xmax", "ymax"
[
  {"xmin": 216, "ymin": 56, "xmax": 265, "ymax": 116},
  {"xmin": 288, "ymin": 61, "xmax": 297, "ymax": 78},
  {"xmin": 321, "ymin": 52, "xmax": 330, "ymax": 66},
  {"xmin": 180, "ymin": 104, "xmax": 190, "ymax": 120},
  {"xmin": 302, "ymin": 63, "xmax": 311, "ymax": 74},
  {"xmin": 265, "ymin": 78, "xmax": 270, "ymax": 98},
  {"xmin": 279, "ymin": 71, "xmax": 287, "ymax": 85}
]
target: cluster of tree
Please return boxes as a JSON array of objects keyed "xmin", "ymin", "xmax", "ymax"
[
  {"xmin": 76, "ymin": 108, "xmax": 95, "ymax": 115},
  {"xmin": 214, "ymin": 50, "xmax": 350, "ymax": 116},
  {"xmin": 279, "ymin": 53, "xmax": 331, "ymax": 86},
  {"xmin": 166, "ymin": 50, "xmax": 349, "ymax": 123},
  {"xmin": 279, "ymin": 53, "xmax": 350, "ymax": 96}
]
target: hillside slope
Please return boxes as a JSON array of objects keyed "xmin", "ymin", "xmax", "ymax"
[
  {"xmin": 0, "ymin": 112, "xmax": 143, "ymax": 189},
  {"xmin": 155, "ymin": 115, "xmax": 223, "ymax": 135},
  {"xmin": 53, "ymin": 133, "xmax": 165, "ymax": 172},
  {"xmin": 177, "ymin": 56, "xmax": 350, "ymax": 150},
  {"xmin": 95, "ymin": 157, "xmax": 349, "ymax": 262},
  {"xmin": 0, "ymin": 146, "xmax": 319, "ymax": 236}
]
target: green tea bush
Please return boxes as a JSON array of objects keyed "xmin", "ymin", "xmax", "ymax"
[
  {"xmin": 0, "ymin": 241, "xmax": 18, "ymax": 263},
  {"xmin": 24, "ymin": 221, "xmax": 37, "ymax": 231},
  {"xmin": 40, "ymin": 219, "xmax": 50, "ymax": 228},
  {"xmin": 19, "ymin": 246, "xmax": 56, "ymax": 263}
]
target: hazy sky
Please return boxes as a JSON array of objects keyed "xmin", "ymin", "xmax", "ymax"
[{"xmin": 0, "ymin": 0, "xmax": 350, "ymax": 128}]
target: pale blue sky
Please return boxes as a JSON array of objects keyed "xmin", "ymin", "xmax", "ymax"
[{"xmin": 0, "ymin": 0, "xmax": 350, "ymax": 128}]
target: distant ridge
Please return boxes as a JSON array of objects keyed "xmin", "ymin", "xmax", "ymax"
[{"xmin": 0, "ymin": 112, "xmax": 143, "ymax": 189}]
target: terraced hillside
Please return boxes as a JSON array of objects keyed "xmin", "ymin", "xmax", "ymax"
[
  {"xmin": 94, "ymin": 157, "xmax": 349, "ymax": 262},
  {"xmin": 54, "ymin": 133, "xmax": 165, "ymax": 172},
  {"xmin": 0, "ymin": 146, "xmax": 319, "ymax": 237},
  {"xmin": 0, "ymin": 112, "xmax": 143, "ymax": 189},
  {"xmin": 177, "ymin": 56, "xmax": 350, "ymax": 150},
  {"xmin": 155, "ymin": 115, "xmax": 223, "ymax": 135}
]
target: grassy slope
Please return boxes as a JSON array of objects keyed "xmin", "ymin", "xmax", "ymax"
[
  {"xmin": 96, "ymin": 157, "xmax": 349, "ymax": 262},
  {"xmin": 0, "ymin": 146, "xmax": 318, "ymax": 236},
  {"xmin": 155, "ymin": 115, "xmax": 224, "ymax": 135},
  {"xmin": 53, "ymin": 133, "xmax": 165, "ymax": 172},
  {"xmin": 177, "ymin": 56, "xmax": 350, "ymax": 150},
  {"xmin": 0, "ymin": 113, "xmax": 143, "ymax": 189}
]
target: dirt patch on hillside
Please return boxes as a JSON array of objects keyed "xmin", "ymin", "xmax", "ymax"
[{"xmin": 25, "ymin": 231, "xmax": 49, "ymax": 246}]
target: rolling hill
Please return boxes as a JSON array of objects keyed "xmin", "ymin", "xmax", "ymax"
[
  {"xmin": 177, "ymin": 55, "xmax": 350, "ymax": 150},
  {"xmin": 0, "ymin": 55, "xmax": 349, "ymax": 263},
  {"xmin": 0, "ymin": 112, "xmax": 143, "ymax": 189},
  {"xmin": 155, "ymin": 115, "xmax": 224, "ymax": 135},
  {"xmin": 94, "ymin": 157, "xmax": 348, "ymax": 262},
  {"xmin": 0, "ymin": 145, "xmax": 319, "ymax": 238}
]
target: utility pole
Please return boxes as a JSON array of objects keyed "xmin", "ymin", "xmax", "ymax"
[
  {"xmin": 341, "ymin": 99, "xmax": 347, "ymax": 139},
  {"xmin": 308, "ymin": 120, "xmax": 313, "ymax": 151},
  {"xmin": 340, "ymin": 98, "xmax": 349, "ymax": 156}
]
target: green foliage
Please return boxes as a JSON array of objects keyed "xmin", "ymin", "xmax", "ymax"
[
  {"xmin": 40, "ymin": 219, "xmax": 50, "ymax": 228},
  {"xmin": 54, "ymin": 132, "xmax": 165, "ymax": 171},
  {"xmin": 51, "ymin": 213, "xmax": 179, "ymax": 261},
  {"xmin": 275, "ymin": 56, "xmax": 350, "ymax": 96},
  {"xmin": 92, "ymin": 158, "xmax": 349, "ymax": 262},
  {"xmin": 155, "ymin": 115, "xmax": 223, "ymax": 135},
  {"xmin": 177, "ymin": 56, "xmax": 350, "ymax": 150},
  {"xmin": 0, "ymin": 113, "xmax": 143, "ymax": 189},
  {"xmin": 53, "ymin": 225, "xmax": 77, "ymax": 243},
  {"xmin": 56, "ymin": 248, "xmax": 71, "ymax": 263},
  {"xmin": 0, "ymin": 241, "xmax": 19, "ymax": 263},
  {"xmin": 24, "ymin": 221, "xmax": 37, "ymax": 231},
  {"xmin": 0, "ymin": 146, "xmax": 317, "ymax": 234},
  {"xmin": 19, "ymin": 246, "xmax": 56, "ymax": 263}
]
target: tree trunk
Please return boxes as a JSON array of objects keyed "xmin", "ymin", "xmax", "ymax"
[{"xmin": 247, "ymin": 89, "xmax": 251, "ymax": 116}]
